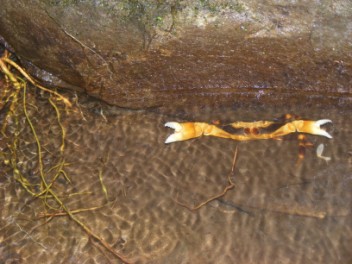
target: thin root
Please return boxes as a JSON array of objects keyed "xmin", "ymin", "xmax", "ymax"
[
  {"xmin": 0, "ymin": 52, "xmax": 131, "ymax": 263},
  {"xmin": 175, "ymin": 147, "xmax": 238, "ymax": 211}
]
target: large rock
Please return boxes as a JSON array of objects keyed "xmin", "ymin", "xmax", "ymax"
[{"xmin": 0, "ymin": 0, "xmax": 351, "ymax": 109}]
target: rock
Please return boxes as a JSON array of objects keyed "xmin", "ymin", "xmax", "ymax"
[{"xmin": 0, "ymin": 0, "xmax": 351, "ymax": 109}]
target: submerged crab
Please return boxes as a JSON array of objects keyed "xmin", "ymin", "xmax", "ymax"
[{"xmin": 164, "ymin": 115, "xmax": 332, "ymax": 143}]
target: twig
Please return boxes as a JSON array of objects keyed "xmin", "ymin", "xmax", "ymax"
[
  {"xmin": 48, "ymin": 188, "xmax": 131, "ymax": 263},
  {"xmin": 37, "ymin": 205, "xmax": 105, "ymax": 218},
  {"xmin": 175, "ymin": 147, "xmax": 238, "ymax": 211}
]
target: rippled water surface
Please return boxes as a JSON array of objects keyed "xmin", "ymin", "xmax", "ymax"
[{"xmin": 1, "ymin": 94, "xmax": 351, "ymax": 263}]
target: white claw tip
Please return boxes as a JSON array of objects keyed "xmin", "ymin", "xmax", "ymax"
[
  {"xmin": 320, "ymin": 131, "xmax": 333, "ymax": 139},
  {"xmin": 316, "ymin": 119, "xmax": 332, "ymax": 126},
  {"xmin": 165, "ymin": 134, "xmax": 177, "ymax": 144},
  {"xmin": 165, "ymin": 122, "xmax": 183, "ymax": 144},
  {"xmin": 165, "ymin": 122, "xmax": 182, "ymax": 132},
  {"xmin": 315, "ymin": 119, "xmax": 333, "ymax": 139},
  {"xmin": 165, "ymin": 133, "xmax": 185, "ymax": 144}
]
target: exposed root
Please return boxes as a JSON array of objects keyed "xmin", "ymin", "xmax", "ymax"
[
  {"xmin": 0, "ymin": 51, "xmax": 131, "ymax": 263},
  {"xmin": 1, "ymin": 55, "xmax": 72, "ymax": 107},
  {"xmin": 174, "ymin": 147, "xmax": 238, "ymax": 211}
]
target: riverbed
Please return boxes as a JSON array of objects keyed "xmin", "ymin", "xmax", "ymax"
[{"xmin": 0, "ymin": 93, "xmax": 351, "ymax": 263}]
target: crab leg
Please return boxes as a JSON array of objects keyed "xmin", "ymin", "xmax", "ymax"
[{"xmin": 164, "ymin": 119, "xmax": 332, "ymax": 144}]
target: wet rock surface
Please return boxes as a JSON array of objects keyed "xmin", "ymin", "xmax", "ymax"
[{"xmin": 0, "ymin": 0, "xmax": 352, "ymax": 109}]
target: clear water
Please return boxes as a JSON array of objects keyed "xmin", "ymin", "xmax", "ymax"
[{"xmin": 0, "ymin": 94, "xmax": 351, "ymax": 263}]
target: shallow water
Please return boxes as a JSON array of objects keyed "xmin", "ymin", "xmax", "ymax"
[{"xmin": 0, "ymin": 94, "xmax": 351, "ymax": 263}]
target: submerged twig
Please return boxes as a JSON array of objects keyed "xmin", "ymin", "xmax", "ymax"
[
  {"xmin": 49, "ymin": 188, "xmax": 131, "ymax": 263},
  {"xmin": 37, "ymin": 205, "xmax": 105, "ymax": 218},
  {"xmin": 175, "ymin": 147, "xmax": 238, "ymax": 211},
  {"xmin": 98, "ymin": 168, "xmax": 109, "ymax": 201}
]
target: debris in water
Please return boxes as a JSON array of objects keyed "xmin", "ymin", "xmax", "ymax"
[{"xmin": 316, "ymin": 143, "xmax": 331, "ymax": 162}]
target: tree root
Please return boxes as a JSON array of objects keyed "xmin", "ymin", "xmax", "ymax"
[{"xmin": 0, "ymin": 51, "xmax": 131, "ymax": 263}]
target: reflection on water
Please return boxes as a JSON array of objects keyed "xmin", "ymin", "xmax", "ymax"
[{"xmin": 0, "ymin": 94, "xmax": 351, "ymax": 263}]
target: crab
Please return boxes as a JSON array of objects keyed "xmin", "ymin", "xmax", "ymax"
[{"xmin": 164, "ymin": 115, "xmax": 332, "ymax": 144}]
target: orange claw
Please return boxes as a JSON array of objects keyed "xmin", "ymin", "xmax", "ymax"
[
  {"xmin": 263, "ymin": 119, "xmax": 333, "ymax": 139},
  {"xmin": 164, "ymin": 122, "xmax": 206, "ymax": 143},
  {"xmin": 293, "ymin": 119, "xmax": 332, "ymax": 138},
  {"xmin": 165, "ymin": 122, "xmax": 236, "ymax": 143}
]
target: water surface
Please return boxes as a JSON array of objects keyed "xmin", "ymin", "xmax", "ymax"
[{"xmin": 1, "ymin": 95, "xmax": 351, "ymax": 263}]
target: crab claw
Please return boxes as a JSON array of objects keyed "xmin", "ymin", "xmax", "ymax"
[
  {"xmin": 297, "ymin": 119, "xmax": 333, "ymax": 138},
  {"xmin": 164, "ymin": 122, "xmax": 206, "ymax": 144},
  {"xmin": 165, "ymin": 122, "xmax": 183, "ymax": 143},
  {"xmin": 314, "ymin": 119, "xmax": 333, "ymax": 138}
]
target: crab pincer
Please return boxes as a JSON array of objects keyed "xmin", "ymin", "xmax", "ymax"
[
  {"xmin": 164, "ymin": 122, "xmax": 206, "ymax": 143},
  {"xmin": 294, "ymin": 119, "xmax": 333, "ymax": 138}
]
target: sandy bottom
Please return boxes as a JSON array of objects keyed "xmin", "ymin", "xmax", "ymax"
[{"xmin": 0, "ymin": 94, "xmax": 351, "ymax": 264}]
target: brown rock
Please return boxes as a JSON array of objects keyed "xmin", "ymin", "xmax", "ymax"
[{"xmin": 0, "ymin": 0, "xmax": 351, "ymax": 109}]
